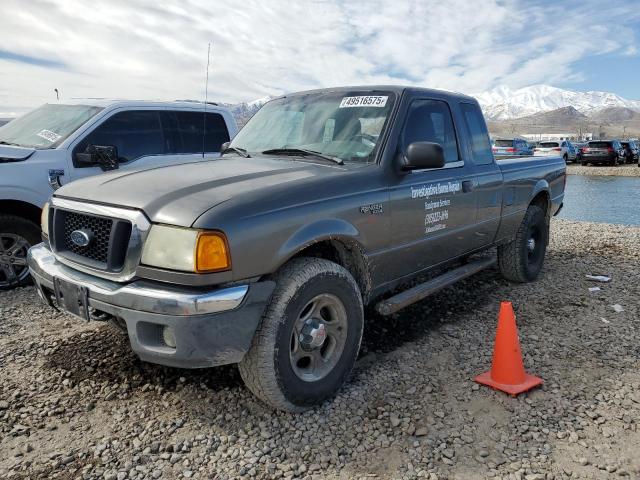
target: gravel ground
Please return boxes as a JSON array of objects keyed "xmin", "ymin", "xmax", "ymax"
[
  {"xmin": 566, "ymin": 163, "xmax": 640, "ymax": 177},
  {"xmin": 1, "ymin": 219, "xmax": 639, "ymax": 480}
]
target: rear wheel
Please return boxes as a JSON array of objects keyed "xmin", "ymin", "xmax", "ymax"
[
  {"xmin": 563, "ymin": 154, "xmax": 568, "ymax": 163},
  {"xmin": 0, "ymin": 215, "xmax": 40, "ymax": 290},
  {"xmin": 497, "ymin": 205, "xmax": 548, "ymax": 283},
  {"xmin": 239, "ymin": 257, "xmax": 364, "ymax": 411}
]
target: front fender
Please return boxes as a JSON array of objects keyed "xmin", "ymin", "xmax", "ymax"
[{"xmin": 278, "ymin": 218, "xmax": 361, "ymax": 261}]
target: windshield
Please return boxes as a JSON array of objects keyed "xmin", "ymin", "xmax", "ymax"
[
  {"xmin": 494, "ymin": 140, "xmax": 513, "ymax": 147},
  {"xmin": 589, "ymin": 142, "xmax": 610, "ymax": 148},
  {"xmin": 0, "ymin": 103, "xmax": 103, "ymax": 149},
  {"xmin": 230, "ymin": 91, "xmax": 396, "ymax": 163},
  {"xmin": 539, "ymin": 142, "xmax": 559, "ymax": 147}
]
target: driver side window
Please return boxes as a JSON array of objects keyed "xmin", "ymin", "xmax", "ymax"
[
  {"xmin": 74, "ymin": 110, "xmax": 164, "ymax": 165},
  {"xmin": 402, "ymin": 99, "xmax": 459, "ymax": 164}
]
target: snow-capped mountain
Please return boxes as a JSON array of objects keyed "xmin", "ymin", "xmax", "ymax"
[
  {"xmin": 477, "ymin": 85, "xmax": 640, "ymax": 120},
  {"xmin": 225, "ymin": 96, "xmax": 273, "ymax": 125}
]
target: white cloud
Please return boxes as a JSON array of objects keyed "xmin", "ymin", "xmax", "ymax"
[{"xmin": 0, "ymin": 0, "xmax": 638, "ymax": 115}]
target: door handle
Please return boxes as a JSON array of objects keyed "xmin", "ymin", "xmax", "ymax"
[{"xmin": 462, "ymin": 180, "xmax": 474, "ymax": 193}]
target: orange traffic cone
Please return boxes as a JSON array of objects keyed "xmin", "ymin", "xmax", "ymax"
[{"xmin": 474, "ymin": 301, "xmax": 542, "ymax": 395}]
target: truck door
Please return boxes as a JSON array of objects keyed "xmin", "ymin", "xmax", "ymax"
[
  {"xmin": 458, "ymin": 102, "xmax": 503, "ymax": 248},
  {"xmin": 387, "ymin": 98, "xmax": 478, "ymax": 281}
]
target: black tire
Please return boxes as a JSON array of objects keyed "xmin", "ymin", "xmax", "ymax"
[
  {"xmin": 239, "ymin": 257, "xmax": 364, "ymax": 411},
  {"xmin": 497, "ymin": 205, "xmax": 548, "ymax": 283},
  {"xmin": 563, "ymin": 154, "xmax": 568, "ymax": 163},
  {"xmin": 0, "ymin": 215, "xmax": 41, "ymax": 290},
  {"xmin": 581, "ymin": 161, "xmax": 587, "ymax": 166}
]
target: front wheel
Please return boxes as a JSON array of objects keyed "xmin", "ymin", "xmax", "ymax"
[
  {"xmin": 239, "ymin": 257, "xmax": 364, "ymax": 411},
  {"xmin": 497, "ymin": 205, "xmax": 548, "ymax": 283},
  {"xmin": 0, "ymin": 215, "xmax": 41, "ymax": 290}
]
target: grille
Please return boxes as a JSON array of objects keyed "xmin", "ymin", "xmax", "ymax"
[
  {"xmin": 62, "ymin": 211, "xmax": 113, "ymax": 264},
  {"xmin": 50, "ymin": 203, "xmax": 137, "ymax": 277}
]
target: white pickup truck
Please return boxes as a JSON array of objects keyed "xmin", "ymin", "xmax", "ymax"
[{"xmin": 0, "ymin": 100, "xmax": 238, "ymax": 289}]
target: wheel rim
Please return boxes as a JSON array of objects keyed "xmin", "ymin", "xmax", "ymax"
[
  {"xmin": 0, "ymin": 233, "xmax": 31, "ymax": 287},
  {"xmin": 526, "ymin": 224, "xmax": 544, "ymax": 267},
  {"xmin": 289, "ymin": 293, "xmax": 348, "ymax": 382}
]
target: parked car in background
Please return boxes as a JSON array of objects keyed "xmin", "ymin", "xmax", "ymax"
[
  {"xmin": 492, "ymin": 137, "xmax": 532, "ymax": 156},
  {"xmin": 579, "ymin": 140, "xmax": 625, "ymax": 166},
  {"xmin": 534, "ymin": 140, "xmax": 577, "ymax": 163},
  {"xmin": 0, "ymin": 100, "xmax": 238, "ymax": 289},
  {"xmin": 621, "ymin": 141, "xmax": 639, "ymax": 164}
]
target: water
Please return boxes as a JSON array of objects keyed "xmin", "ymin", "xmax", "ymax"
[{"xmin": 558, "ymin": 175, "xmax": 640, "ymax": 225}]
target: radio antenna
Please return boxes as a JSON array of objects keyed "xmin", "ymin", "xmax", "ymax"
[{"xmin": 202, "ymin": 42, "xmax": 211, "ymax": 159}]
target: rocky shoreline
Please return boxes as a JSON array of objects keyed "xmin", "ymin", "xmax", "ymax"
[{"xmin": 1, "ymin": 219, "xmax": 639, "ymax": 479}]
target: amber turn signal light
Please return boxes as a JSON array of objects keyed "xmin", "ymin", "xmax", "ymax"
[{"xmin": 195, "ymin": 232, "xmax": 230, "ymax": 272}]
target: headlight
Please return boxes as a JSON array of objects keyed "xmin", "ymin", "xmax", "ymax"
[
  {"xmin": 41, "ymin": 202, "xmax": 50, "ymax": 237},
  {"xmin": 141, "ymin": 225, "xmax": 230, "ymax": 273}
]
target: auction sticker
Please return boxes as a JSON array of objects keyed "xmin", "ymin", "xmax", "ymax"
[
  {"xmin": 339, "ymin": 96, "xmax": 388, "ymax": 108},
  {"xmin": 37, "ymin": 129, "xmax": 62, "ymax": 143}
]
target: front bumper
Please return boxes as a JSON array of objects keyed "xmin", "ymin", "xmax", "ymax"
[{"xmin": 28, "ymin": 243, "xmax": 275, "ymax": 368}]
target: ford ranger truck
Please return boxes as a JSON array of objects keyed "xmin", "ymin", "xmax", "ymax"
[
  {"xmin": 0, "ymin": 100, "xmax": 237, "ymax": 289},
  {"xmin": 28, "ymin": 87, "xmax": 565, "ymax": 411}
]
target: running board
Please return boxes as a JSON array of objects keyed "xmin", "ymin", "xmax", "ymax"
[{"xmin": 375, "ymin": 257, "xmax": 496, "ymax": 316}]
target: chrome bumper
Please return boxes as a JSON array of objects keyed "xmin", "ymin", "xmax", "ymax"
[{"xmin": 27, "ymin": 243, "xmax": 247, "ymax": 316}]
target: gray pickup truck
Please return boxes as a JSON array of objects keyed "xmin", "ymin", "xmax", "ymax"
[{"xmin": 28, "ymin": 86, "xmax": 565, "ymax": 411}]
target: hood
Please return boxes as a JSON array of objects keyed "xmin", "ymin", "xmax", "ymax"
[
  {"xmin": 0, "ymin": 145, "xmax": 36, "ymax": 163},
  {"xmin": 55, "ymin": 156, "xmax": 342, "ymax": 226}
]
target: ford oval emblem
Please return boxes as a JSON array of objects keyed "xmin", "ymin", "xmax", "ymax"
[{"xmin": 70, "ymin": 229, "xmax": 93, "ymax": 247}]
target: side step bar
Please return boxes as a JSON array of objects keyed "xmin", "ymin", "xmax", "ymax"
[{"xmin": 375, "ymin": 257, "xmax": 496, "ymax": 316}]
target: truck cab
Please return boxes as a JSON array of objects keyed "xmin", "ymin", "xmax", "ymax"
[{"xmin": 0, "ymin": 100, "xmax": 238, "ymax": 289}]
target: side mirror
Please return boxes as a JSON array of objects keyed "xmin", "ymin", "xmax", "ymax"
[
  {"xmin": 75, "ymin": 145, "xmax": 119, "ymax": 171},
  {"xmin": 401, "ymin": 142, "xmax": 445, "ymax": 170},
  {"xmin": 221, "ymin": 141, "xmax": 230, "ymax": 152}
]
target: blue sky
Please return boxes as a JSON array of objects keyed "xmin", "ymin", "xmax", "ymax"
[
  {"xmin": 0, "ymin": 0, "xmax": 638, "ymax": 116},
  {"xmin": 566, "ymin": 55, "xmax": 640, "ymax": 99}
]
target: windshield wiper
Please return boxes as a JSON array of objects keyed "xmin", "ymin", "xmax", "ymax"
[
  {"xmin": 261, "ymin": 148, "xmax": 344, "ymax": 165},
  {"xmin": 221, "ymin": 146, "xmax": 251, "ymax": 158},
  {"xmin": 0, "ymin": 141, "xmax": 21, "ymax": 146}
]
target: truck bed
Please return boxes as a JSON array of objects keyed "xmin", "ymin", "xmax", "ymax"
[{"xmin": 494, "ymin": 155, "xmax": 566, "ymax": 241}]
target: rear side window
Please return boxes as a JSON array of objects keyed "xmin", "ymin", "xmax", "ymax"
[
  {"xmin": 460, "ymin": 103, "xmax": 493, "ymax": 165},
  {"xmin": 75, "ymin": 110, "xmax": 164, "ymax": 163},
  {"xmin": 402, "ymin": 99, "xmax": 459, "ymax": 164},
  {"xmin": 165, "ymin": 111, "xmax": 230, "ymax": 154}
]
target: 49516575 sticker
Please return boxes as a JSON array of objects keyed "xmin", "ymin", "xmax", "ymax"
[
  {"xmin": 36, "ymin": 129, "xmax": 62, "ymax": 143},
  {"xmin": 339, "ymin": 96, "xmax": 388, "ymax": 108}
]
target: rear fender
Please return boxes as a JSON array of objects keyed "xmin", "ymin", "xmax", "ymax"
[{"xmin": 531, "ymin": 179, "xmax": 550, "ymax": 202}]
